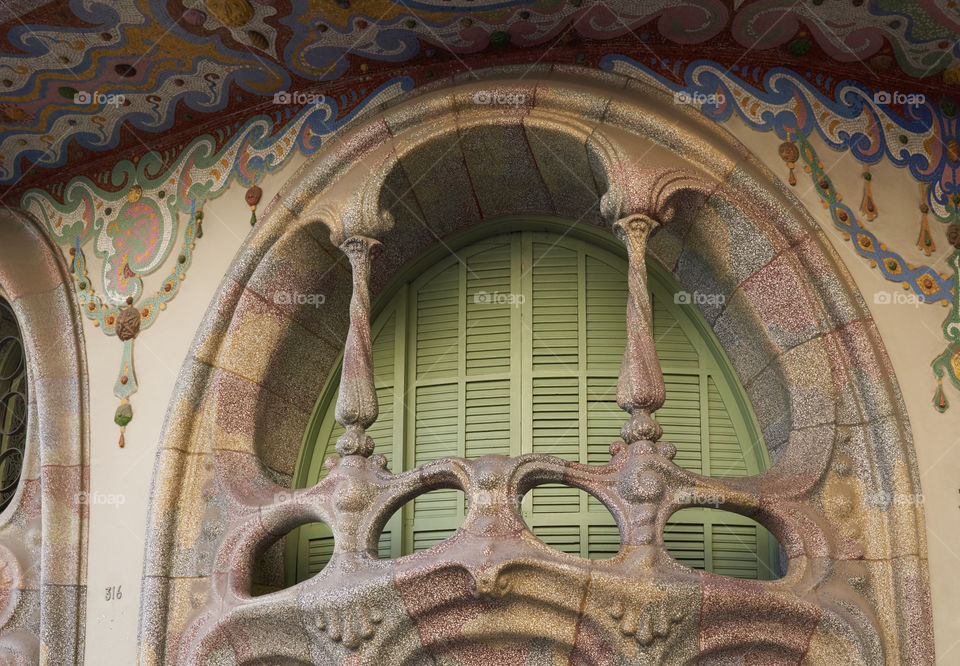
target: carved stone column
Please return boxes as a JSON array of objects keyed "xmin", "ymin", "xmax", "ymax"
[
  {"xmin": 335, "ymin": 235, "xmax": 382, "ymax": 457},
  {"xmin": 613, "ymin": 215, "xmax": 665, "ymax": 445}
]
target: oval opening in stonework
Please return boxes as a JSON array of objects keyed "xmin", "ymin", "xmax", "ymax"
[{"xmin": 664, "ymin": 507, "xmax": 783, "ymax": 580}]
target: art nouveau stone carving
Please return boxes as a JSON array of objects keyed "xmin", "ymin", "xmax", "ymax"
[{"xmin": 140, "ymin": 69, "xmax": 934, "ymax": 665}]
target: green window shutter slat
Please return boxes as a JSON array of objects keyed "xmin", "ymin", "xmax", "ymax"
[
  {"xmin": 417, "ymin": 264, "xmax": 460, "ymax": 378},
  {"xmin": 663, "ymin": 520, "xmax": 706, "ymax": 570},
  {"xmin": 588, "ymin": 524, "xmax": 621, "ymax": 559},
  {"xmin": 466, "ymin": 241, "xmax": 513, "ymax": 375},
  {"xmin": 659, "ymin": 373, "xmax": 702, "ymax": 475},
  {"xmin": 653, "ymin": 294, "xmax": 699, "ymax": 368},
  {"xmin": 531, "ymin": 375, "xmax": 579, "ymax": 514},
  {"xmin": 372, "ymin": 312, "xmax": 396, "ymax": 386},
  {"xmin": 532, "ymin": 484, "xmax": 581, "ymax": 513},
  {"xmin": 532, "ymin": 242, "xmax": 579, "ymax": 368},
  {"xmin": 414, "ymin": 384, "xmax": 458, "ymax": 462},
  {"xmin": 707, "ymin": 376, "xmax": 749, "ymax": 477},
  {"xmin": 586, "ymin": 376, "xmax": 620, "ymax": 468},
  {"xmin": 304, "ymin": 523, "xmax": 336, "ymax": 576},
  {"xmin": 378, "ymin": 531, "xmax": 392, "ymax": 559},
  {"xmin": 532, "ymin": 377, "xmax": 579, "ymax": 457},
  {"xmin": 367, "ymin": 387, "xmax": 394, "ymax": 470},
  {"xmin": 465, "ymin": 379, "xmax": 511, "ymax": 457},
  {"xmin": 585, "ymin": 255, "xmax": 627, "ymax": 370},
  {"xmin": 531, "ymin": 525, "xmax": 581, "ymax": 555},
  {"xmin": 711, "ymin": 524, "xmax": 759, "ymax": 579},
  {"xmin": 414, "ymin": 528, "xmax": 458, "ymax": 552},
  {"xmin": 413, "ymin": 488, "xmax": 460, "ymax": 518}
]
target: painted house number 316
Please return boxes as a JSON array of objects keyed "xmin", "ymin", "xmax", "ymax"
[{"xmin": 105, "ymin": 585, "xmax": 122, "ymax": 601}]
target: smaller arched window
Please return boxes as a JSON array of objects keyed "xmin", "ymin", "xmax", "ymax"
[
  {"xmin": 289, "ymin": 222, "xmax": 777, "ymax": 583},
  {"xmin": 0, "ymin": 295, "xmax": 26, "ymax": 512}
]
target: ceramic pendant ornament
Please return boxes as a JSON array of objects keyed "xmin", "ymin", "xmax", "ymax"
[
  {"xmin": 778, "ymin": 131, "xmax": 799, "ymax": 186},
  {"xmin": 934, "ymin": 379, "xmax": 948, "ymax": 412},
  {"xmin": 113, "ymin": 297, "xmax": 141, "ymax": 447},
  {"xmin": 246, "ymin": 185, "xmax": 262, "ymax": 226},
  {"xmin": 917, "ymin": 185, "xmax": 935, "ymax": 255},
  {"xmin": 860, "ymin": 165, "xmax": 878, "ymax": 221},
  {"xmin": 69, "ymin": 199, "xmax": 201, "ymax": 449}
]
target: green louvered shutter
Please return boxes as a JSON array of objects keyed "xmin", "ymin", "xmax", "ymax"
[
  {"xmin": 292, "ymin": 226, "xmax": 776, "ymax": 581},
  {"xmin": 409, "ymin": 260, "xmax": 462, "ymax": 552}
]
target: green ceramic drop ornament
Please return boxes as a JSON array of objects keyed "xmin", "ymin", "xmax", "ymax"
[{"xmin": 114, "ymin": 402, "xmax": 132, "ymax": 427}]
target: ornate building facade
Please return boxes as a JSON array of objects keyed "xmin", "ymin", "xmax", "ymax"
[{"xmin": 0, "ymin": 2, "xmax": 957, "ymax": 664}]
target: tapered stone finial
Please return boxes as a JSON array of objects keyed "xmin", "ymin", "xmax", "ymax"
[
  {"xmin": 613, "ymin": 215, "xmax": 665, "ymax": 445},
  {"xmin": 335, "ymin": 235, "xmax": 382, "ymax": 457}
]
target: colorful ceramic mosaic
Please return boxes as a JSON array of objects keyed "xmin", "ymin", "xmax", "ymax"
[
  {"xmin": 21, "ymin": 59, "xmax": 959, "ymax": 301},
  {"xmin": 602, "ymin": 56, "xmax": 960, "ymax": 227},
  {"xmin": 932, "ymin": 250, "xmax": 960, "ymax": 412},
  {"xmin": 19, "ymin": 78, "xmax": 408, "ymax": 268},
  {"xmin": 68, "ymin": 202, "xmax": 200, "ymax": 447},
  {"xmin": 1, "ymin": 1, "xmax": 959, "ymax": 188},
  {"xmin": 20, "ymin": 80, "xmax": 408, "ymax": 444},
  {"xmin": 789, "ymin": 130, "xmax": 954, "ymax": 305},
  {"xmin": 20, "ymin": 51, "xmax": 960, "ymax": 411}
]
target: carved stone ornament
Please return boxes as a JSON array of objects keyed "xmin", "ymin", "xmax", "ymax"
[
  {"xmin": 114, "ymin": 296, "xmax": 141, "ymax": 341},
  {"xmin": 334, "ymin": 235, "xmax": 382, "ymax": 457},
  {"xmin": 613, "ymin": 214, "xmax": 665, "ymax": 445}
]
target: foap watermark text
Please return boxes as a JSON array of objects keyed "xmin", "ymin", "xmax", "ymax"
[
  {"xmin": 274, "ymin": 291, "xmax": 326, "ymax": 307},
  {"xmin": 77, "ymin": 491, "xmax": 126, "ymax": 507},
  {"xmin": 676, "ymin": 490, "xmax": 726, "ymax": 508},
  {"xmin": 472, "ymin": 90, "xmax": 526, "ymax": 107},
  {"xmin": 674, "ymin": 91, "xmax": 726, "ymax": 106},
  {"xmin": 74, "ymin": 91, "xmax": 125, "ymax": 107},
  {"xmin": 873, "ymin": 90, "xmax": 925, "ymax": 107},
  {"xmin": 473, "ymin": 290, "xmax": 525, "ymax": 307},
  {"xmin": 273, "ymin": 90, "xmax": 326, "ymax": 105},
  {"xmin": 873, "ymin": 291, "xmax": 922, "ymax": 308},
  {"xmin": 674, "ymin": 290, "xmax": 726, "ymax": 307}
]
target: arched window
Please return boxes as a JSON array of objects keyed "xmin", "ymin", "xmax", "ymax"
[
  {"xmin": 0, "ymin": 295, "xmax": 26, "ymax": 512},
  {"xmin": 289, "ymin": 224, "xmax": 776, "ymax": 582}
]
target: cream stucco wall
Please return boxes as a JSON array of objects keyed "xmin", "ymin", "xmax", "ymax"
[
  {"xmin": 68, "ymin": 116, "xmax": 957, "ymax": 663},
  {"xmin": 80, "ymin": 152, "xmax": 307, "ymax": 665}
]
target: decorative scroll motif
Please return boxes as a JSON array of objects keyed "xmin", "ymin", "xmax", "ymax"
[
  {"xmin": 0, "ymin": 300, "xmax": 25, "ymax": 512},
  {"xmin": 793, "ymin": 130, "xmax": 954, "ymax": 305},
  {"xmin": 613, "ymin": 215, "xmax": 664, "ymax": 445},
  {"xmin": 21, "ymin": 60, "xmax": 958, "ymax": 309},
  {"xmin": 69, "ymin": 202, "xmax": 201, "ymax": 446},
  {"xmin": 1, "ymin": 0, "xmax": 958, "ymax": 185},
  {"xmin": 602, "ymin": 56, "xmax": 960, "ymax": 230},
  {"xmin": 18, "ymin": 79, "xmax": 406, "ymax": 255},
  {"xmin": 933, "ymin": 250, "xmax": 960, "ymax": 412},
  {"xmin": 786, "ymin": 127, "xmax": 960, "ymax": 411},
  {"xmin": 334, "ymin": 236, "xmax": 381, "ymax": 458}
]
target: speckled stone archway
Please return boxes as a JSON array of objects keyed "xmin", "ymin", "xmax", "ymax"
[
  {"xmin": 138, "ymin": 67, "xmax": 933, "ymax": 665},
  {"xmin": 0, "ymin": 209, "xmax": 89, "ymax": 664}
]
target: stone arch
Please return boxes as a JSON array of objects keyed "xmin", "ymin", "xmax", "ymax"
[
  {"xmin": 138, "ymin": 67, "xmax": 933, "ymax": 664},
  {"xmin": 0, "ymin": 208, "xmax": 89, "ymax": 664}
]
